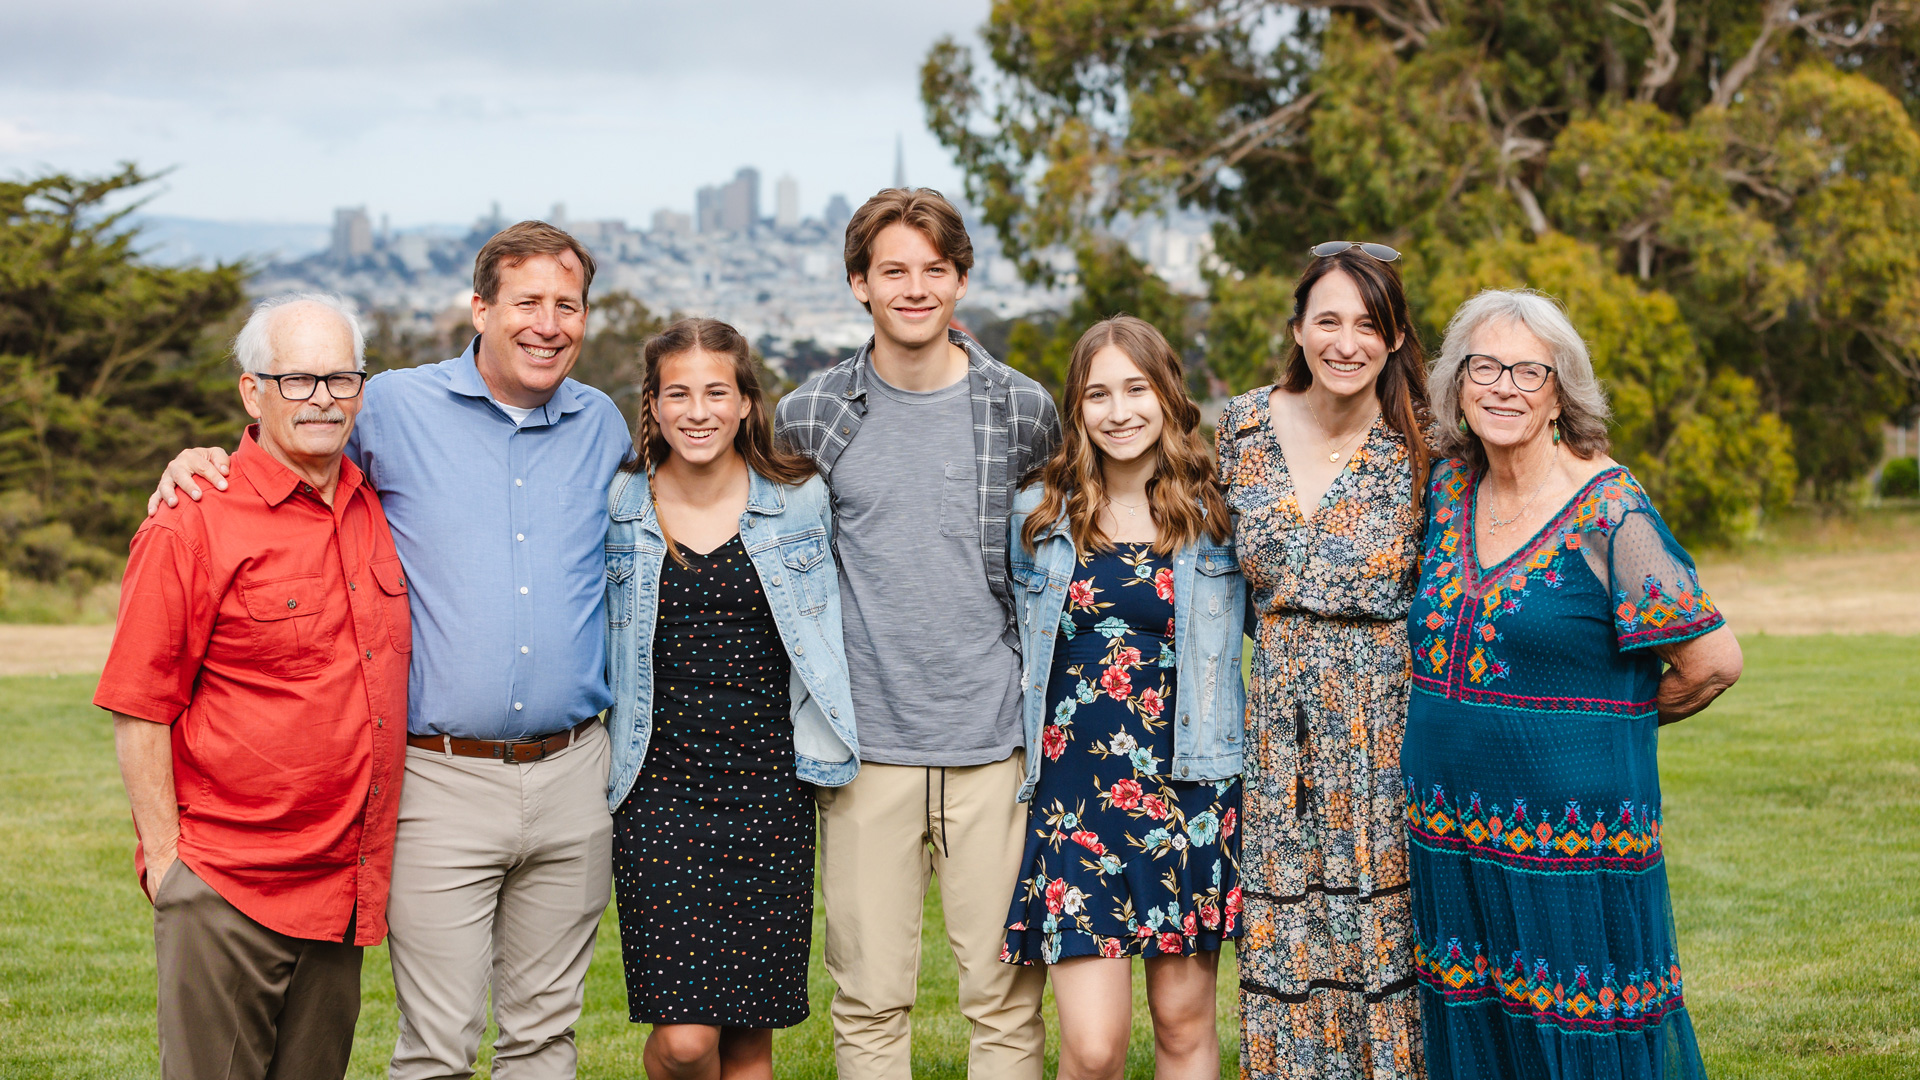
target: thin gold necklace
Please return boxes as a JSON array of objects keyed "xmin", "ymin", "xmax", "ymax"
[
  {"xmin": 1484, "ymin": 443, "xmax": 1559, "ymax": 531},
  {"xmin": 1303, "ymin": 395, "xmax": 1375, "ymax": 463}
]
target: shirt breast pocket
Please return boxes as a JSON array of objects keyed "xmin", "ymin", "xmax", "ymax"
[
  {"xmin": 239, "ymin": 574, "xmax": 332, "ymax": 678},
  {"xmin": 1192, "ymin": 547, "xmax": 1237, "ymax": 620},
  {"xmin": 370, "ymin": 557, "xmax": 412, "ymax": 653},
  {"xmin": 776, "ymin": 536, "xmax": 830, "ymax": 616},
  {"xmin": 940, "ymin": 462, "xmax": 978, "ymax": 538}
]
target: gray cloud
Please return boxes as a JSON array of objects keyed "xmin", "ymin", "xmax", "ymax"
[{"xmin": 0, "ymin": 1, "xmax": 991, "ymax": 224}]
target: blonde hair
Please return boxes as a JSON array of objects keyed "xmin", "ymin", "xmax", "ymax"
[{"xmin": 1022, "ymin": 315, "xmax": 1230, "ymax": 556}]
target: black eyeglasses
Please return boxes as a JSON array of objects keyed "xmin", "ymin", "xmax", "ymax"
[
  {"xmin": 1464, "ymin": 354, "xmax": 1556, "ymax": 393},
  {"xmin": 257, "ymin": 371, "xmax": 368, "ymax": 400},
  {"xmin": 1311, "ymin": 241, "xmax": 1400, "ymax": 262}
]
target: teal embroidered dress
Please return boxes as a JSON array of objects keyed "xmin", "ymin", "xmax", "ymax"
[{"xmin": 1405, "ymin": 461, "xmax": 1720, "ymax": 1080}]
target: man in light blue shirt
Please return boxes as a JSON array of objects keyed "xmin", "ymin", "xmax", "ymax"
[{"xmin": 153, "ymin": 221, "xmax": 632, "ymax": 1080}]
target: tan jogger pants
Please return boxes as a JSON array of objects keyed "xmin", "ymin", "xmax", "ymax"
[{"xmin": 817, "ymin": 752, "xmax": 1046, "ymax": 1080}]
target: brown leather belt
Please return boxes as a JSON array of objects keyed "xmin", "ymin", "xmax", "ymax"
[{"xmin": 407, "ymin": 718, "xmax": 597, "ymax": 764}]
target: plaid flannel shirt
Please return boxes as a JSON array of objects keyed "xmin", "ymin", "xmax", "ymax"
[{"xmin": 774, "ymin": 327, "xmax": 1061, "ymax": 643}]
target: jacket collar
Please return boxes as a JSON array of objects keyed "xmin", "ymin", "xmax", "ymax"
[{"xmin": 607, "ymin": 463, "xmax": 786, "ymax": 526}]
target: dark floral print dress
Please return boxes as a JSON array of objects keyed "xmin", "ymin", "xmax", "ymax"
[
  {"xmin": 1003, "ymin": 543, "xmax": 1243, "ymax": 964},
  {"xmin": 1217, "ymin": 388, "xmax": 1426, "ymax": 1080},
  {"xmin": 1405, "ymin": 462, "xmax": 1717, "ymax": 1080}
]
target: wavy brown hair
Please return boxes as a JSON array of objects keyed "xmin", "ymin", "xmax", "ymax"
[
  {"xmin": 1022, "ymin": 316, "xmax": 1231, "ymax": 557},
  {"xmin": 1281, "ymin": 248, "xmax": 1432, "ymax": 507}
]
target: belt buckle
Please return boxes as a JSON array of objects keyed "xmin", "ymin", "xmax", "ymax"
[{"xmin": 502, "ymin": 739, "xmax": 546, "ymax": 764}]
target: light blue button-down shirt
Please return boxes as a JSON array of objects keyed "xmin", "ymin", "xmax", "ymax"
[{"xmin": 347, "ymin": 339, "xmax": 634, "ymax": 740}]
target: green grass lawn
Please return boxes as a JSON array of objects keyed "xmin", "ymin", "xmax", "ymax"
[{"xmin": 1, "ymin": 635, "xmax": 1913, "ymax": 1078}]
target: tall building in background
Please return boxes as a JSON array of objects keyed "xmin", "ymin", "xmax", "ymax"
[
  {"xmin": 721, "ymin": 167, "xmax": 760, "ymax": 234},
  {"xmin": 696, "ymin": 184, "xmax": 723, "ymax": 233},
  {"xmin": 331, "ymin": 207, "xmax": 372, "ymax": 264},
  {"xmin": 893, "ymin": 134, "xmax": 907, "ymax": 189},
  {"xmin": 652, "ymin": 208, "xmax": 693, "ymax": 237},
  {"xmin": 824, "ymin": 193, "xmax": 851, "ymax": 238},
  {"xmin": 775, "ymin": 174, "xmax": 799, "ymax": 229}
]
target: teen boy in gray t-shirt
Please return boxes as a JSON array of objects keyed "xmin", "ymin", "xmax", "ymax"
[{"xmin": 774, "ymin": 188, "xmax": 1059, "ymax": 1080}]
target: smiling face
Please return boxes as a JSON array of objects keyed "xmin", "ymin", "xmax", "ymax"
[
  {"xmin": 471, "ymin": 251, "xmax": 588, "ymax": 408},
  {"xmin": 651, "ymin": 347, "xmax": 749, "ymax": 469},
  {"xmin": 1080, "ymin": 345, "xmax": 1166, "ymax": 466},
  {"xmin": 240, "ymin": 304, "xmax": 363, "ymax": 471},
  {"xmin": 1292, "ymin": 268, "xmax": 1395, "ymax": 400},
  {"xmin": 849, "ymin": 222, "xmax": 968, "ymax": 351},
  {"xmin": 1460, "ymin": 318, "xmax": 1561, "ymax": 452}
]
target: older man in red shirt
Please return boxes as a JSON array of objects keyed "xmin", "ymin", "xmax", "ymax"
[{"xmin": 96, "ymin": 292, "xmax": 409, "ymax": 1080}]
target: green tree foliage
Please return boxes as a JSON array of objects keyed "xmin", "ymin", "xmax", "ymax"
[
  {"xmin": 924, "ymin": 0, "xmax": 1920, "ymax": 540},
  {"xmin": 997, "ymin": 240, "xmax": 1198, "ymax": 398},
  {"xmin": 0, "ymin": 166, "xmax": 247, "ymax": 584}
]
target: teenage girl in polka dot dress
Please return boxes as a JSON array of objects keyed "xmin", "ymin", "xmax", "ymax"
[{"xmin": 601, "ymin": 319, "xmax": 858, "ymax": 1079}]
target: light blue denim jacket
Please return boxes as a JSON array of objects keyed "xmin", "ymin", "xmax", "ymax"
[
  {"xmin": 603, "ymin": 467, "xmax": 858, "ymax": 810},
  {"xmin": 1009, "ymin": 484, "xmax": 1247, "ymax": 802}
]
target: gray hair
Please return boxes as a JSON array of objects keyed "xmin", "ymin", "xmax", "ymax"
[
  {"xmin": 1428, "ymin": 288, "xmax": 1611, "ymax": 468},
  {"xmin": 232, "ymin": 293, "xmax": 366, "ymax": 375}
]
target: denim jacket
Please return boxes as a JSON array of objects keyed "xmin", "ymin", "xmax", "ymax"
[
  {"xmin": 1008, "ymin": 484, "xmax": 1247, "ymax": 802},
  {"xmin": 603, "ymin": 467, "xmax": 858, "ymax": 810}
]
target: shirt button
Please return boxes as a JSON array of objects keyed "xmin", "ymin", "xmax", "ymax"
[
  {"xmin": 374, "ymin": 717, "xmax": 384, "ymax": 728},
  {"xmin": 349, "ymin": 582, "xmax": 357, "ymax": 591},
  {"xmin": 840, "ymin": 426, "xmax": 850, "ymax": 434},
  {"xmin": 360, "ymin": 855, "xmax": 368, "ymax": 865},
  {"xmin": 365, "ymin": 649, "xmax": 374, "ymax": 659},
  {"xmin": 515, "ymin": 478, "xmax": 523, "ymax": 486},
  {"xmin": 830, "ymin": 708, "xmax": 839, "ymax": 718},
  {"xmin": 371, "ymin": 784, "xmax": 379, "ymax": 795},
  {"xmin": 286, "ymin": 599, "xmax": 297, "ymax": 609},
  {"xmin": 520, "ymin": 646, "xmax": 529, "ymax": 654},
  {"xmin": 519, "ymin": 586, "xmax": 529, "ymax": 594},
  {"xmin": 771, "ymin": 575, "xmax": 782, "ymax": 586},
  {"xmin": 794, "ymin": 645, "xmax": 804, "ymax": 656},
  {"xmin": 1182, "ymin": 715, "xmax": 1191, "ymax": 726},
  {"xmin": 1181, "ymin": 765, "xmax": 1190, "ymax": 777},
  {"xmin": 514, "ymin": 702, "xmax": 524, "ymax": 711},
  {"xmin": 517, "ymin": 533, "xmax": 525, "ymax": 542}
]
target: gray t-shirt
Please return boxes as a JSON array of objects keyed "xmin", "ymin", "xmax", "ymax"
[{"xmin": 831, "ymin": 373, "xmax": 1025, "ymax": 766}]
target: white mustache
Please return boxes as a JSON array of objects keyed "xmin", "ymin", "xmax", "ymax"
[{"xmin": 294, "ymin": 407, "xmax": 347, "ymax": 424}]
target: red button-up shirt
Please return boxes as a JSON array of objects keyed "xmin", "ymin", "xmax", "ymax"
[{"xmin": 96, "ymin": 428, "xmax": 409, "ymax": 945}]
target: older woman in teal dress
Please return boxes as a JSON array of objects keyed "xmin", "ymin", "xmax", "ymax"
[{"xmin": 1404, "ymin": 289, "xmax": 1743, "ymax": 1080}]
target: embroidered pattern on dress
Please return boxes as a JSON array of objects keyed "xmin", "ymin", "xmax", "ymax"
[
  {"xmin": 1404, "ymin": 783, "xmax": 1663, "ymax": 874},
  {"xmin": 1415, "ymin": 936, "xmax": 1688, "ymax": 1033}
]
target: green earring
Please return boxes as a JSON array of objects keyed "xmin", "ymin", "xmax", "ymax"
[
  {"xmin": 1552, "ymin": 421, "xmax": 1561, "ymax": 445},
  {"xmin": 1457, "ymin": 416, "xmax": 1470, "ymax": 434}
]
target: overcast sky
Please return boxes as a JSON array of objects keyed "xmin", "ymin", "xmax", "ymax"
[{"xmin": 0, "ymin": 0, "xmax": 991, "ymax": 227}]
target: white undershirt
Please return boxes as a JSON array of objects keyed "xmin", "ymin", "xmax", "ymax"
[{"xmin": 493, "ymin": 399, "xmax": 537, "ymax": 425}]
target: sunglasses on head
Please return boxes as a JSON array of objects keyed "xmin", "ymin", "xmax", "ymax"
[{"xmin": 1310, "ymin": 241, "xmax": 1401, "ymax": 263}]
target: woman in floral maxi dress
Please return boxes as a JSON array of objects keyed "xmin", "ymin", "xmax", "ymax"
[{"xmin": 1218, "ymin": 245, "xmax": 1431, "ymax": 1079}]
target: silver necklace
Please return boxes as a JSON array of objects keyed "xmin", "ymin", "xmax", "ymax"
[
  {"xmin": 1485, "ymin": 443, "xmax": 1558, "ymax": 530},
  {"xmin": 1108, "ymin": 495, "xmax": 1149, "ymax": 518},
  {"xmin": 1304, "ymin": 396, "xmax": 1374, "ymax": 463}
]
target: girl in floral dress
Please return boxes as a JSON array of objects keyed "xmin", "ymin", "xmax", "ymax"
[
  {"xmin": 1219, "ymin": 244, "xmax": 1433, "ymax": 1080},
  {"xmin": 1002, "ymin": 316, "xmax": 1247, "ymax": 1079}
]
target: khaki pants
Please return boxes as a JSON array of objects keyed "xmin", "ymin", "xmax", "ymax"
[
  {"xmin": 153, "ymin": 861, "xmax": 362, "ymax": 1080},
  {"xmin": 386, "ymin": 721, "xmax": 613, "ymax": 1080},
  {"xmin": 818, "ymin": 752, "xmax": 1045, "ymax": 1080}
]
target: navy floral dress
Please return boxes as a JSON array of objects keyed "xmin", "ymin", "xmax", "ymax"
[
  {"xmin": 1405, "ymin": 462, "xmax": 1719, "ymax": 1079},
  {"xmin": 1003, "ymin": 543, "xmax": 1242, "ymax": 964}
]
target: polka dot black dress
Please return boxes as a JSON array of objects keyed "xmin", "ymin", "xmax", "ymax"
[{"xmin": 612, "ymin": 533, "xmax": 814, "ymax": 1029}]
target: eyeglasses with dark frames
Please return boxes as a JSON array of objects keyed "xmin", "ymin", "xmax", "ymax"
[
  {"xmin": 1464, "ymin": 354, "xmax": 1556, "ymax": 393},
  {"xmin": 1310, "ymin": 241, "xmax": 1401, "ymax": 263},
  {"xmin": 256, "ymin": 371, "xmax": 368, "ymax": 401}
]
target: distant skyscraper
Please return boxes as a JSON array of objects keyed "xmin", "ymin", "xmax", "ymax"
[
  {"xmin": 824, "ymin": 194, "xmax": 852, "ymax": 238},
  {"xmin": 696, "ymin": 185, "xmax": 723, "ymax": 233},
  {"xmin": 894, "ymin": 134, "xmax": 906, "ymax": 189},
  {"xmin": 652, "ymin": 208, "xmax": 693, "ymax": 237},
  {"xmin": 775, "ymin": 174, "xmax": 800, "ymax": 229},
  {"xmin": 549, "ymin": 202, "xmax": 568, "ymax": 229},
  {"xmin": 720, "ymin": 167, "xmax": 761, "ymax": 234},
  {"xmin": 331, "ymin": 206, "xmax": 373, "ymax": 264}
]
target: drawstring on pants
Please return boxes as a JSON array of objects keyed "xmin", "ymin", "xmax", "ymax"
[{"xmin": 924, "ymin": 766, "xmax": 951, "ymax": 858}]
